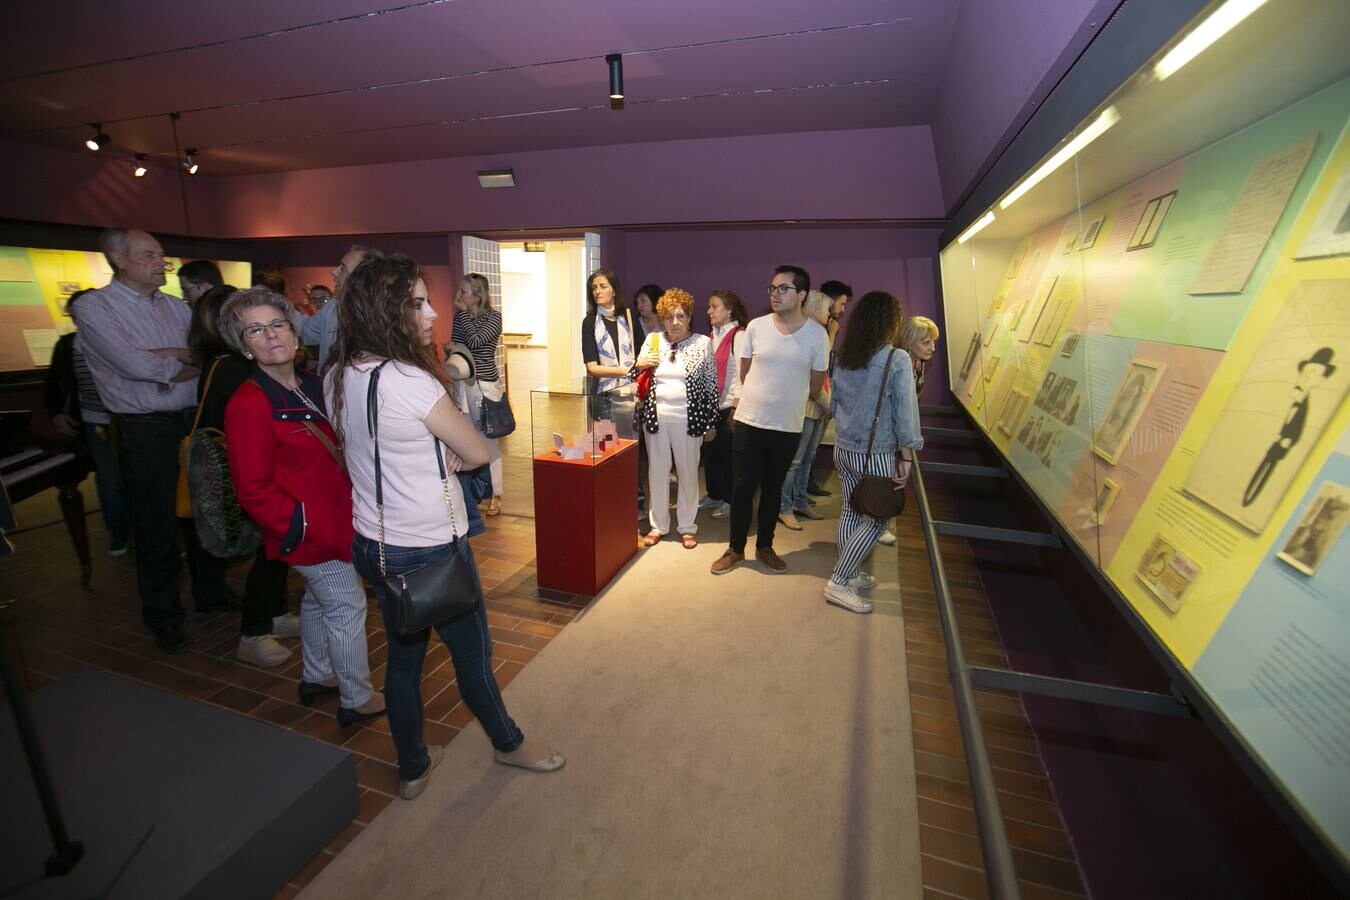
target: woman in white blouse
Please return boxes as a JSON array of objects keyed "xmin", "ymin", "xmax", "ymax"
[
  {"xmin": 698, "ymin": 290, "xmax": 748, "ymax": 519},
  {"xmin": 635, "ymin": 289, "xmax": 718, "ymax": 549}
]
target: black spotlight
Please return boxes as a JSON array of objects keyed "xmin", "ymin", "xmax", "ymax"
[
  {"xmin": 183, "ymin": 149, "xmax": 199, "ymax": 175},
  {"xmin": 606, "ymin": 53, "xmax": 624, "ymax": 110},
  {"xmin": 133, "ymin": 154, "xmax": 149, "ymax": 177},
  {"xmin": 85, "ymin": 123, "xmax": 110, "ymax": 152}
]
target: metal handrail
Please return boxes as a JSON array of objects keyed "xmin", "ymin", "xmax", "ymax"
[{"xmin": 911, "ymin": 453, "xmax": 1022, "ymax": 900}]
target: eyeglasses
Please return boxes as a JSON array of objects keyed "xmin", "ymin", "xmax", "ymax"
[
  {"xmin": 243, "ymin": 320, "xmax": 294, "ymax": 339},
  {"xmin": 766, "ymin": 284, "xmax": 798, "ymax": 297}
]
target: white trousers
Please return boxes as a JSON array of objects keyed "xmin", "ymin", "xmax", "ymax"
[
  {"xmin": 294, "ymin": 559, "xmax": 375, "ymax": 709},
  {"xmin": 646, "ymin": 413, "xmax": 703, "ymax": 535}
]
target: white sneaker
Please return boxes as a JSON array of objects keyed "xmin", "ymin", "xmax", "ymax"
[
  {"xmin": 271, "ymin": 613, "xmax": 301, "ymax": 638},
  {"xmin": 824, "ymin": 580, "xmax": 873, "ymax": 614},
  {"xmin": 876, "ymin": 529, "xmax": 897, "ymax": 546},
  {"xmin": 710, "ymin": 501, "xmax": 730, "ymax": 519},
  {"xmin": 238, "ymin": 634, "xmax": 292, "ymax": 667},
  {"xmin": 698, "ymin": 495, "xmax": 722, "ymax": 510},
  {"xmin": 846, "ymin": 571, "xmax": 878, "ymax": 591}
]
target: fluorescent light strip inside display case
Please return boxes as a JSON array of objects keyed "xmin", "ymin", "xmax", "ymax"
[{"xmin": 938, "ymin": 0, "xmax": 1350, "ymax": 874}]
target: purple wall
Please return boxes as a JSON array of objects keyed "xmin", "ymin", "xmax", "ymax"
[
  {"xmin": 616, "ymin": 224, "xmax": 950, "ymax": 403},
  {"xmin": 214, "ymin": 127, "xmax": 943, "ymax": 238},
  {"xmin": 0, "ymin": 137, "xmax": 220, "ymax": 236},
  {"xmin": 929, "ymin": 0, "xmax": 1103, "ymax": 211}
]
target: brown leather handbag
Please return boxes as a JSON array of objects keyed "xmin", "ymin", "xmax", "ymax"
[{"xmin": 849, "ymin": 348, "xmax": 907, "ymax": 520}]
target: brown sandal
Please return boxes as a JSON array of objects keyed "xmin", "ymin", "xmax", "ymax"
[
  {"xmin": 641, "ymin": 530, "xmax": 663, "ymax": 548},
  {"xmin": 486, "ymin": 496, "xmax": 502, "ymax": 517},
  {"xmin": 680, "ymin": 534, "xmax": 698, "ymax": 549}
]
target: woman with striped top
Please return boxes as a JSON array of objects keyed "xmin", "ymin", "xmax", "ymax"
[
  {"xmin": 825, "ymin": 291, "xmax": 923, "ymax": 614},
  {"xmin": 449, "ymin": 273, "xmax": 505, "ymax": 516}
]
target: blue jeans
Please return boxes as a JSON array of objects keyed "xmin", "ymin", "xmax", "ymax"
[
  {"xmin": 352, "ymin": 534, "xmax": 523, "ymax": 780},
  {"xmin": 80, "ymin": 420, "xmax": 130, "ymax": 547},
  {"xmin": 780, "ymin": 416, "xmax": 827, "ymax": 514}
]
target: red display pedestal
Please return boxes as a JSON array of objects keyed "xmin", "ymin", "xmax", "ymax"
[{"xmin": 532, "ymin": 439, "xmax": 638, "ymax": 596}]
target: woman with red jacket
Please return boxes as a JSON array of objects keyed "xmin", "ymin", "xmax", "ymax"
[{"xmin": 222, "ymin": 287, "xmax": 385, "ymax": 727}]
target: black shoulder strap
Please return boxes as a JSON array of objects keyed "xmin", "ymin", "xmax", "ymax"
[{"xmin": 864, "ymin": 349, "xmax": 897, "ymax": 457}]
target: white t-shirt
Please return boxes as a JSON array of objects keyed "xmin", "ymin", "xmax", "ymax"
[
  {"xmin": 734, "ymin": 315, "xmax": 830, "ymax": 433},
  {"xmin": 326, "ymin": 359, "xmax": 470, "ymax": 547}
]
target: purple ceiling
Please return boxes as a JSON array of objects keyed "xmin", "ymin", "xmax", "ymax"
[{"xmin": 0, "ymin": 0, "xmax": 961, "ymax": 175}]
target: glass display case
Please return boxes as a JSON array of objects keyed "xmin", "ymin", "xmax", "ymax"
[
  {"xmin": 529, "ymin": 377, "xmax": 640, "ymax": 595},
  {"xmin": 938, "ymin": 0, "xmax": 1349, "ymax": 874},
  {"xmin": 530, "ymin": 378, "xmax": 640, "ymax": 465}
]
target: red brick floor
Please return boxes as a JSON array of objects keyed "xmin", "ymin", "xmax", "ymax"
[
  {"xmin": 4, "ymin": 462, "xmax": 1087, "ymax": 898},
  {"xmin": 898, "ymin": 475, "xmax": 1089, "ymax": 900}
]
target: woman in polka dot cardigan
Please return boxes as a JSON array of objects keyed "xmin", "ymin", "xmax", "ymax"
[{"xmin": 634, "ymin": 288, "xmax": 718, "ymax": 548}]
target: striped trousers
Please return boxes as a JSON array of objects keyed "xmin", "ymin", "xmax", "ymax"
[
  {"xmin": 831, "ymin": 447, "xmax": 895, "ymax": 584},
  {"xmin": 293, "ymin": 559, "xmax": 376, "ymax": 709}
]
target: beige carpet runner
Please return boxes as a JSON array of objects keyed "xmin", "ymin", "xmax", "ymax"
[{"xmin": 306, "ymin": 511, "xmax": 922, "ymax": 898}]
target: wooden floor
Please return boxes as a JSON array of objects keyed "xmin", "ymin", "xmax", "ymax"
[{"xmin": 2, "ymin": 356, "xmax": 1086, "ymax": 898}]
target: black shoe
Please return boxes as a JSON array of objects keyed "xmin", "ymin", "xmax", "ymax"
[
  {"xmin": 806, "ymin": 482, "xmax": 831, "ymax": 497},
  {"xmin": 196, "ymin": 588, "xmax": 242, "ymax": 613},
  {"xmin": 152, "ymin": 624, "xmax": 188, "ymax": 653},
  {"xmin": 337, "ymin": 704, "xmax": 388, "ymax": 727},
  {"xmin": 298, "ymin": 681, "xmax": 340, "ymax": 707}
]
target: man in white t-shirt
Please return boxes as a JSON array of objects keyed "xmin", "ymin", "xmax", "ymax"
[{"xmin": 711, "ymin": 266, "xmax": 830, "ymax": 575}]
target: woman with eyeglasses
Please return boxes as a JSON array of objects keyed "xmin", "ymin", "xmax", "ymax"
[
  {"xmin": 328, "ymin": 254, "xmax": 564, "ymax": 801},
  {"xmin": 449, "ymin": 272, "xmax": 505, "ymax": 517},
  {"xmin": 222, "ymin": 287, "xmax": 385, "ymax": 726},
  {"xmin": 635, "ymin": 289, "xmax": 717, "ymax": 549},
  {"xmin": 186, "ymin": 284, "xmax": 299, "ymax": 667}
]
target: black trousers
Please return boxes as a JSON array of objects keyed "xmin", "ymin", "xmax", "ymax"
[
  {"xmin": 115, "ymin": 410, "xmax": 225, "ymax": 629},
  {"xmin": 701, "ymin": 408, "xmax": 735, "ymax": 502},
  {"xmin": 728, "ymin": 423, "xmax": 799, "ymax": 553},
  {"xmin": 240, "ymin": 548, "xmax": 291, "ymax": 637}
]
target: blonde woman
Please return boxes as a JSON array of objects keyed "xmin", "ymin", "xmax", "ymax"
[
  {"xmin": 449, "ymin": 272, "xmax": 505, "ymax": 516},
  {"xmin": 635, "ymin": 289, "xmax": 718, "ymax": 548},
  {"xmin": 900, "ymin": 315, "xmax": 940, "ymax": 397}
]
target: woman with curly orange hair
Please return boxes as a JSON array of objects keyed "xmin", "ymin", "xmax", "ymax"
[{"xmin": 635, "ymin": 288, "xmax": 718, "ymax": 549}]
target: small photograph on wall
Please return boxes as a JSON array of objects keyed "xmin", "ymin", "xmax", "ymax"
[
  {"xmin": 1295, "ymin": 165, "xmax": 1350, "ymax": 260},
  {"xmin": 1060, "ymin": 332, "xmax": 1082, "ymax": 358},
  {"xmin": 957, "ymin": 331, "xmax": 982, "ymax": 383},
  {"xmin": 1135, "ymin": 533, "xmax": 1201, "ymax": 613},
  {"xmin": 1004, "ymin": 243, "xmax": 1028, "ymax": 281},
  {"xmin": 1078, "ymin": 215, "xmax": 1106, "ymax": 251},
  {"xmin": 1092, "ymin": 477, "xmax": 1121, "ymax": 525},
  {"xmin": 1276, "ymin": 481, "xmax": 1350, "ymax": 576},
  {"xmin": 983, "ymin": 355, "xmax": 1001, "ymax": 382},
  {"xmin": 1127, "ymin": 191, "xmax": 1177, "ymax": 251},
  {"xmin": 997, "ymin": 387, "xmax": 1031, "ymax": 437},
  {"xmin": 1092, "ymin": 359, "xmax": 1165, "ymax": 465},
  {"xmin": 983, "ymin": 322, "xmax": 999, "ymax": 346}
]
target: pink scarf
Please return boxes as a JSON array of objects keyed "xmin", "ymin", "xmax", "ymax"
[{"xmin": 713, "ymin": 324, "xmax": 744, "ymax": 395}]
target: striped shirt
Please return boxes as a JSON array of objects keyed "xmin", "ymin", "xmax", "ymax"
[
  {"xmin": 452, "ymin": 308, "xmax": 502, "ymax": 382},
  {"xmin": 72, "ymin": 344, "xmax": 111, "ymax": 424},
  {"xmin": 75, "ymin": 278, "xmax": 198, "ymax": 414}
]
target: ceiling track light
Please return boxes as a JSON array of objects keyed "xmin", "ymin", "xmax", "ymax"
[
  {"xmin": 85, "ymin": 123, "xmax": 110, "ymax": 152},
  {"xmin": 606, "ymin": 53, "xmax": 624, "ymax": 109},
  {"xmin": 183, "ymin": 148, "xmax": 199, "ymax": 175},
  {"xmin": 133, "ymin": 154, "xmax": 148, "ymax": 177}
]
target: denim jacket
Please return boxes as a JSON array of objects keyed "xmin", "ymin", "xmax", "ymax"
[{"xmin": 830, "ymin": 346, "xmax": 924, "ymax": 455}]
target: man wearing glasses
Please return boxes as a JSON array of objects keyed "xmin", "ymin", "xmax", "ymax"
[
  {"xmin": 78, "ymin": 227, "xmax": 215, "ymax": 652},
  {"xmin": 711, "ymin": 265, "xmax": 830, "ymax": 575}
]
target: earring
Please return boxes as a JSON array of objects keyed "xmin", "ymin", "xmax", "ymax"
[{"xmin": 245, "ymin": 353, "xmax": 253, "ymax": 359}]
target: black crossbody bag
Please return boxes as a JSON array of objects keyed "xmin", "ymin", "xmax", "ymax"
[{"xmin": 368, "ymin": 361, "xmax": 478, "ymax": 635}]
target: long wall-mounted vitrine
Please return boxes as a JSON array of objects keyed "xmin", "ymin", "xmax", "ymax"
[{"xmin": 938, "ymin": 0, "xmax": 1350, "ymax": 878}]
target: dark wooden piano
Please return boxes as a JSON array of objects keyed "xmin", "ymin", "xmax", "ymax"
[{"xmin": 0, "ymin": 410, "xmax": 94, "ymax": 586}]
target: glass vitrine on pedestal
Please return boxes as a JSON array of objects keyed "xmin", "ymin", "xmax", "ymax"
[{"xmin": 529, "ymin": 378, "xmax": 639, "ymax": 595}]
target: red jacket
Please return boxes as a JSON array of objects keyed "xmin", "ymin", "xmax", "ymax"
[{"xmin": 225, "ymin": 378, "xmax": 353, "ymax": 565}]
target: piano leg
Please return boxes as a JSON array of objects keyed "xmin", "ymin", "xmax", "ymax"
[{"xmin": 56, "ymin": 483, "xmax": 93, "ymax": 588}]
